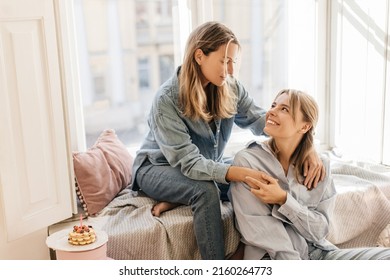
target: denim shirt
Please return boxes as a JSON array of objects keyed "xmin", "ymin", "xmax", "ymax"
[
  {"xmin": 229, "ymin": 140, "xmax": 338, "ymax": 259},
  {"xmin": 131, "ymin": 67, "xmax": 266, "ymax": 190}
]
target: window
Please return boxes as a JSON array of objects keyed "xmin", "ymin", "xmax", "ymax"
[
  {"xmin": 74, "ymin": 0, "xmax": 176, "ymax": 150},
  {"xmin": 328, "ymin": 0, "xmax": 390, "ymax": 164},
  {"xmin": 73, "ymin": 0, "xmax": 326, "ymax": 155},
  {"xmin": 62, "ymin": 0, "xmax": 390, "ymax": 167},
  {"xmin": 74, "ymin": 0, "xmax": 326, "ymax": 155}
]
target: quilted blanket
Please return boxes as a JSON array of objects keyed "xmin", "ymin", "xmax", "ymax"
[{"xmin": 88, "ymin": 158, "xmax": 390, "ymax": 259}]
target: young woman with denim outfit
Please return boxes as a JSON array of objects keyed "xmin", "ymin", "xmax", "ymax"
[
  {"xmin": 130, "ymin": 22, "xmax": 325, "ymax": 260},
  {"xmin": 229, "ymin": 89, "xmax": 390, "ymax": 260}
]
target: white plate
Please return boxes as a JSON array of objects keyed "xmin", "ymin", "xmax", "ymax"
[{"xmin": 46, "ymin": 228, "xmax": 108, "ymax": 252}]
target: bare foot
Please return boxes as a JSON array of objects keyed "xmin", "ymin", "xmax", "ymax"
[{"xmin": 152, "ymin": 202, "xmax": 180, "ymax": 217}]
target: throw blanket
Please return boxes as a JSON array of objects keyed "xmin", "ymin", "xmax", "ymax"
[
  {"xmin": 327, "ymin": 159, "xmax": 390, "ymax": 248},
  {"xmin": 88, "ymin": 189, "xmax": 241, "ymax": 260}
]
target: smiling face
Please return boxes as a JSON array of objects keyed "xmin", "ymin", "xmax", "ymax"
[
  {"xmin": 264, "ymin": 92, "xmax": 310, "ymax": 142},
  {"xmin": 195, "ymin": 42, "xmax": 239, "ymax": 87}
]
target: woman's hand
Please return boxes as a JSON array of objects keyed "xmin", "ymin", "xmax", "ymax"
[
  {"xmin": 226, "ymin": 166, "xmax": 269, "ymax": 184},
  {"xmin": 303, "ymin": 150, "xmax": 326, "ymax": 189},
  {"xmin": 244, "ymin": 173, "xmax": 287, "ymax": 205}
]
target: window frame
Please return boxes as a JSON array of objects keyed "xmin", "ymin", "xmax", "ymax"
[{"xmin": 327, "ymin": 0, "xmax": 390, "ymax": 164}]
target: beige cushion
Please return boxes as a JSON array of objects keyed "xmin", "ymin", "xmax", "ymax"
[{"xmin": 73, "ymin": 129, "xmax": 134, "ymax": 215}]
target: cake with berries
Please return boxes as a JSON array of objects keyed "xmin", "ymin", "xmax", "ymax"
[{"xmin": 68, "ymin": 224, "xmax": 97, "ymax": 246}]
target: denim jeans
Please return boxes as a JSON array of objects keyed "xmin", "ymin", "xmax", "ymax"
[{"xmin": 135, "ymin": 159, "xmax": 226, "ymax": 260}]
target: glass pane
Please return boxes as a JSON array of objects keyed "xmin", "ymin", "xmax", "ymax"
[
  {"xmin": 329, "ymin": 0, "xmax": 387, "ymax": 163},
  {"xmin": 74, "ymin": 0, "xmax": 176, "ymax": 149}
]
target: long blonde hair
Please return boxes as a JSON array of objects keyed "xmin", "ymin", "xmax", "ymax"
[
  {"xmin": 268, "ymin": 89, "xmax": 319, "ymax": 181},
  {"xmin": 179, "ymin": 21, "xmax": 239, "ymax": 122}
]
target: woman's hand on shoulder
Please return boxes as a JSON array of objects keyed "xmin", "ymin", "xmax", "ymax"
[
  {"xmin": 303, "ymin": 150, "xmax": 326, "ymax": 189},
  {"xmin": 226, "ymin": 166, "xmax": 269, "ymax": 184}
]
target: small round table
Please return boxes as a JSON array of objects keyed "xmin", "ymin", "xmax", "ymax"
[{"xmin": 46, "ymin": 229, "xmax": 110, "ymax": 260}]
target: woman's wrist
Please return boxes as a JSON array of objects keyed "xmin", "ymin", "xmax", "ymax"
[
  {"xmin": 278, "ymin": 191, "xmax": 287, "ymax": 205},
  {"xmin": 226, "ymin": 165, "xmax": 247, "ymax": 183}
]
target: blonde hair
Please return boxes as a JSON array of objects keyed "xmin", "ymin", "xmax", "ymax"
[
  {"xmin": 268, "ymin": 89, "xmax": 319, "ymax": 181},
  {"xmin": 179, "ymin": 21, "xmax": 239, "ymax": 121}
]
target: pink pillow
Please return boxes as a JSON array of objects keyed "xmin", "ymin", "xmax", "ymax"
[{"xmin": 73, "ymin": 129, "xmax": 134, "ymax": 215}]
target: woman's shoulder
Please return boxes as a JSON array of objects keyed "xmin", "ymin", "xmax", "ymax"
[
  {"xmin": 154, "ymin": 73, "xmax": 180, "ymax": 108},
  {"xmin": 158, "ymin": 72, "xmax": 179, "ymax": 96},
  {"xmin": 228, "ymin": 77, "xmax": 245, "ymax": 96}
]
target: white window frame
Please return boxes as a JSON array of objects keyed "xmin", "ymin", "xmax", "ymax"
[
  {"xmin": 58, "ymin": 0, "xmax": 86, "ymax": 153},
  {"xmin": 328, "ymin": 0, "xmax": 390, "ymax": 165},
  {"xmin": 383, "ymin": 2, "xmax": 390, "ymax": 165},
  {"xmin": 57, "ymin": 0, "xmax": 86, "ymax": 213}
]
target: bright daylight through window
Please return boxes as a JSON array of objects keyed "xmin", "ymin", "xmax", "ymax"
[
  {"xmin": 73, "ymin": 0, "xmax": 324, "ymax": 157},
  {"xmin": 73, "ymin": 0, "xmax": 390, "ymax": 167}
]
